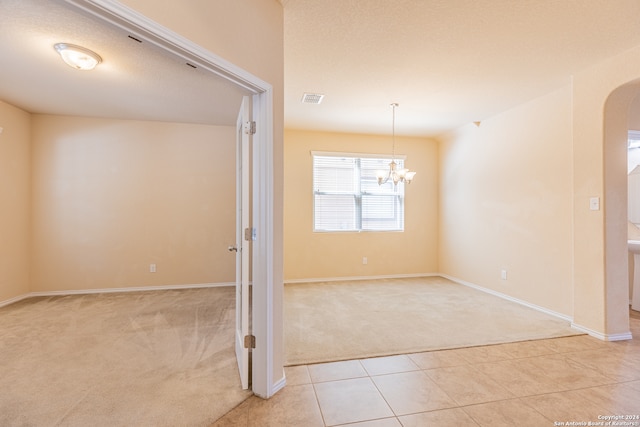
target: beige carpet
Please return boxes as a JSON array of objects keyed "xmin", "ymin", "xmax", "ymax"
[
  {"xmin": 0, "ymin": 287, "xmax": 252, "ymax": 427},
  {"xmin": 285, "ymin": 276, "xmax": 582, "ymax": 366}
]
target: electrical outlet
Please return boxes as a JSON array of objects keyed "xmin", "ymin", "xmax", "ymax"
[
  {"xmin": 501, "ymin": 269, "xmax": 507, "ymax": 280},
  {"xmin": 150, "ymin": 263, "xmax": 157, "ymax": 273},
  {"xmin": 362, "ymin": 257, "xmax": 368, "ymax": 265}
]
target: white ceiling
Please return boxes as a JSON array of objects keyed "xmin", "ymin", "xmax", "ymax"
[
  {"xmin": 0, "ymin": 0, "xmax": 250, "ymax": 126},
  {"xmin": 2, "ymin": 1, "xmax": 640, "ymax": 136},
  {"xmin": 283, "ymin": 0, "xmax": 640, "ymax": 136}
]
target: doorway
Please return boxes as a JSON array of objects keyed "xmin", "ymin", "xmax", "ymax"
[
  {"xmin": 603, "ymin": 79, "xmax": 640, "ymax": 340},
  {"xmin": 69, "ymin": 0, "xmax": 282, "ymax": 398}
]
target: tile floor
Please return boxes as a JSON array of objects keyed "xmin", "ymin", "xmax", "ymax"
[{"xmin": 212, "ymin": 315, "xmax": 640, "ymax": 427}]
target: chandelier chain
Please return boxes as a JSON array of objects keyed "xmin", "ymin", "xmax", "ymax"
[
  {"xmin": 391, "ymin": 103, "xmax": 398, "ymax": 160},
  {"xmin": 376, "ymin": 102, "xmax": 416, "ymax": 186}
]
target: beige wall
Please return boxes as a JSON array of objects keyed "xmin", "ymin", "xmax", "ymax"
[
  {"xmin": 75, "ymin": 0, "xmax": 286, "ymax": 395},
  {"xmin": 115, "ymin": 0, "xmax": 285, "ymax": 280},
  {"xmin": 629, "ymin": 95, "xmax": 640, "ymax": 130},
  {"xmin": 117, "ymin": 0, "xmax": 285, "ymax": 385},
  {"xmin": 572, "ymin": 44, "xmax": 640, "ymax": 337},
  {"xmin": 118, "ymin": 0, "xmax": 283, "ymax": 85},
  {"xmin": 0, "ymin": 101, "xmax": 31, "ymax": 302},
  {"xmin": 116, "ymin": 0, "xmax": 285, "ymax": 285},
  {"xmin": 439, "ymin": 86, "xmax": 574, "ymax": 316},
  {"xmin": 284, "ymin": 129, "xmax": 439, "ymax": 281},
  {"xmin": 30, "ymin": 115, "xmax": 236, "ymax": 292}
]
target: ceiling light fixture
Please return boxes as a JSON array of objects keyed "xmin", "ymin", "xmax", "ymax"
[
  {"xmin": 377, "ymin": 103, "xmax": 416, "ymax": 186},
  {"xmin": 54, "ymin": 43, "xmax": 102, "ymax": 71}
]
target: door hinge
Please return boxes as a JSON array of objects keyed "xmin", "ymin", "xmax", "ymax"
[
  {"xmin": 244, "ymin": 334, "xmax": 256, "ymax": 349},
  {"xmin": 244, "ymin": 121, "xmax": 256, "ymax": 135},
  {"xmin": 244, "ymin": 227, "xmax": 256, "ymax": 241}
]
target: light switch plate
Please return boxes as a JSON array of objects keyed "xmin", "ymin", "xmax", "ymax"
[{"xmin": 589, "ymin": 197, "xmax": 600, "ymax": 211}]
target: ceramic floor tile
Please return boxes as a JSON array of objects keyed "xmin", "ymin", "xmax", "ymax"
[
  {"xmin": 334, "ymin": 418, "xmax": 402, "ymax": 427},
  {"xmin": 314, "ymin": 377, "xmax": 394, "ymax": 426},
  {"xmin": 425, "ymin": 365, "xmax": 514, "ymax": 406},
  {"xmin": 246, "ymin": 384, "xmax": 324, "ymax": 427},
  {"xmin": 360, "ymin": 354, "xmax": 419, "ymax": 376},
  {"xmin": 308, "ymin": 359, "xmax": 368, "ymax": 383},
  {"xmin": 462, "ymin": 398, "xmax": 552, "ymax": 427},
  {"xmin": 473, "ymin": 358, "xmax": 565, "ymax": 397},
  {"xmin": 408, "ymin": 348, "xmax": 469, "ymax": 369},
  {"xmin": 371, "ymin": 370, "xmax": 456, "ymax": 415},
  {"xmin": 565, "ymin": 348, "xmax": 640, "ymax": 382},
  {"xmin": 455, "ymin": 344, "xmax": 514, "ymax": 364},
  {"xmin": 525, "ymin": 354, "xmax": 614, "ymax": 390},
  {"xmin": 398, "ymin": 408, "xmax": 480, "ymax": 427},
  {"xmin": 573, "ymin": 383, "xmax": 640, "ymax": 414},
  {"xmin": 520, "ymin": 390, "xmax": 610, "ymax": 421},
  {"xmin": 284, "ymin": 365, "xmax": 311, "ymax": 386},
  {"xmin": 541, "ymin": 335, "xmax": 607, "ymax": 353},
  {"xmin": 497, "ymin": 339, "xmax": 559, "ymax": 359},
  {"xmin": 607, "ymin": 339, "xmax": 640, "ymax": 357}
]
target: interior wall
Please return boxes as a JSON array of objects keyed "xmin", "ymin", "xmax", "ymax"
[
  {"xmin": 284, "ymin": 129, "xmax": 439, "ymax": 281},
  {"xmin": 0, "ymin": 100, "xmax": 31, "ymax": 302},
  {"xmin": 603, "ymin": 82, "xmax": 639, "ymax": 336},
  {"xmin": 30, "ymin": 115, "xmax": 235, "ymax": 292},
  {"xmin": 628, "ymin": 95, "xmax": 640, "ymax": 131},
  {"xmin": 438, "ymin": 86, "xmax": 574, "ymax": 316},
  {"xmin": 117, "ymin": 0, "xmax": 285, "ymax": 387},
  {"xmin": 115, "ymin": 0, "xmax": 285, "ymax": 288},
  {"xmin": 572, "ymin": 44, "xmax": 640, "ymax": 338}
]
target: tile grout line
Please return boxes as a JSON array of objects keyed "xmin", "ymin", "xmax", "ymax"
[
  {"xmin": 298, "ymin": 331, "xmax": 640, "ymax": 426},
  {"xmin": 308, "ymin": 366, "xmax": 330, "ymax": 427}
]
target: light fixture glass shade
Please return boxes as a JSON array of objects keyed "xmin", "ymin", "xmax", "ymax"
[
  {"xmin": 54, "ymin": 43, "xmax": 101, "ymax": 70},
  {"xmin": 404, "ymin": 171, "xmax": 417, "ymax": 182}
]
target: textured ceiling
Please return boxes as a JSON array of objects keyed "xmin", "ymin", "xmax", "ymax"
[
  {"xmin": 0, "ymin": 0, "xmax": 250, "ymax": 126},
  {"xmin": 283, "ymin": 0, "xmax": 640, "ymax": 136},
  {"xmin": 3, "ymin": 1, "xmax": 640, "ymax": 136}
]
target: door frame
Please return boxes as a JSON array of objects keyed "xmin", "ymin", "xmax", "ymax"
[
  {"xmin": 235, "ymin": 96, "xmax": 251, "ymax": 389},
  {"xmin": 66, "ymin": 0, "xmax": 282, "ymax": 398}
]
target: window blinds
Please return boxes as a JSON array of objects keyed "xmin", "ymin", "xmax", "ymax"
[{"xmin": 313, "ymin": 153, "xmax": 405, "ymax": 232}]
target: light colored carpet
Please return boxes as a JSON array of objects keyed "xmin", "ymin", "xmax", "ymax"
[
  {"xmin": 0, "ymin": 287, "xmax": 252, "ymax": 427},
  {"xmin": 285, "ymin": 276, "xmax": 582, "ymax": 366}
]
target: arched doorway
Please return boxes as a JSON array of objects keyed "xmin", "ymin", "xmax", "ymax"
[{"xmin": 601, "ymin": 80, "xmax": 640, "ymax": 339}]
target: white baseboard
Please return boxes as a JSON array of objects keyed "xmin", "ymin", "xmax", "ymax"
[
  {"xmin": 438, "ymin": 274, "xmax": 573, "ymax": 322},
  {"xmin": 272, "ymin": 374, "xmax": 287, "ymax": 396},
  {"xmin": 0, "ymin": 293, "xmax": 32, "ymax": 308},
  {"xmin": 284, "ymin": 273, "xmax": 438, "ymax": 284},
  {"xmin": 442, "ymin": 274, "xmax": 636, "ymax": 341},
  {"xmin": 0, "ymin": 282, "xmax": 233, "ymax": 307},
  {"xmin": 571, "ymin": 322, "xmax": 634, "ymax": 341}
]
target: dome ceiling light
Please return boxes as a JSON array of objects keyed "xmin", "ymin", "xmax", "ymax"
[{"xmin": 54, "ymin": 43, "xmax": 102, "ymax": 71}]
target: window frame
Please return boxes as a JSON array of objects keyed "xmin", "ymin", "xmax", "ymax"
[{"xmin": 311, "ymin": 151, "xmax": 407, "ymax": 233}]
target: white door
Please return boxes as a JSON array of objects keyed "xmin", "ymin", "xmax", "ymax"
[{"xmin": 235, "ymin": 96, "xmax": 251, "ymax": 389}]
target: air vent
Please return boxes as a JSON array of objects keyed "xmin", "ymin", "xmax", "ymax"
[{"xmin": 301, "ymin": 93, "xmax": 324, "ymax": 104}]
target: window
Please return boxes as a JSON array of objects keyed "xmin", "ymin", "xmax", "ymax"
[{"xmin": 313, "ymin": 152, "xmax": 405, "ymax": 232}]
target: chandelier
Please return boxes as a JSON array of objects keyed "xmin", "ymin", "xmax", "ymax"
[{"xmin": 376, "ymin": 103, "xmax": 416, "ymax": 186}]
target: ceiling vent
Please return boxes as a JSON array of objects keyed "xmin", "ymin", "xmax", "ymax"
[{"xmin": 301, "ymin": 93, "xmax": 324, "ymax": 104}]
